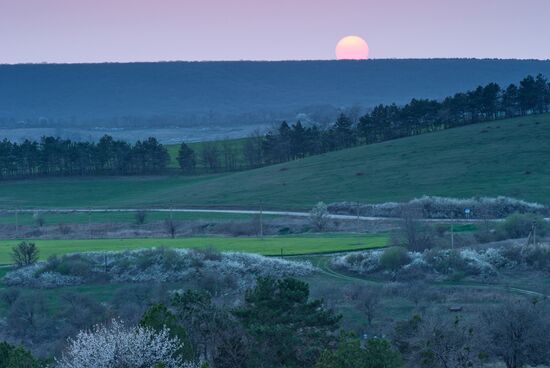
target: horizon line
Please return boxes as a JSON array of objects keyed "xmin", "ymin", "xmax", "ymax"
[{"xmin": 2, "ymin": 57, "xmax": 550, "ymax": 66}]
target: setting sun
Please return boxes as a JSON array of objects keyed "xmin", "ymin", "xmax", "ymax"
[{"xmin": 335, "ymin": 35, "xmax": 369, "ymax": 60}]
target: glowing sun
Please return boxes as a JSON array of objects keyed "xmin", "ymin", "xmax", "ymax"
[{"xmin": 335, "ymin": 35, "xmax": 369, "ymax": 60}]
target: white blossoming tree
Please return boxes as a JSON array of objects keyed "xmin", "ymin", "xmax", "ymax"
[
  {"xmin": 56, "ymin": 319, "xmax": 198, "ymax": 368},
  {"xmin": 310, "ymin": 201, "xmax": 329, "ymax": 231}
]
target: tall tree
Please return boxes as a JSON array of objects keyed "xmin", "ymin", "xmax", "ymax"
[
  {"xmin": 234, "ymin": 277, "xmax": 341, "ymax": 368},
  {"xmin": 177, "ymin": 142, "xmax": 196, "ymax": 174}
]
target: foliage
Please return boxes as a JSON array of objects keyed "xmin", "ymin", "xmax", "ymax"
[
  {"xmin": 481, "ymin": 300, "xmax": 550, "ymax": 368},
  {"xmin": 379, "ymin": 247, "xmax": 410, "ymax": 272},
  {"xmin": 234, "ymin": 277, "xmax": 341, "ymax": 368},
  {"xmin": 0, "ymin": 342, "xmax": 42, "ymax": 368},
  {"xmin": 316, "ymin": 333, "xmax": 402, "ymax": 368},
  {"xmin": 177, "ymin": 142, "xmax": 197, "ymax": 174},
  {"xmin": 140, "ymin": 304, "xmax": 194, "ymax": 361},
  {"xmin": 11, "ymin": 241, "xmax": 39, "ymax": 268},
  {"xmin": 172, "ymin": 290, "xmax": 248, "ymax": 365},
  {"xmin": 329, "ymin": 196, "xmax": 547, "ymax": 219},
  {"xmin": 500, "ymin": 212, "xmax": 548, "ymax": 239},
  {"xmin": 56, "ymin": 319, "xmax": 198, "ymax": 368},
  {"xmin": 310, "ymin": 202, "xmax": 329, "ymax": 231},
  {"xmin": 0, "ymin": 135, "xmax": 169, "ymax": 179},
  {"xmin": 3, "ymin": 248, "xmax": 315, "ymax": 289}
]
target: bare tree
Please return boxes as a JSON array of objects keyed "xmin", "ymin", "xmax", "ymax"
[
  {"xmin": 413, "ymin": 313, "xmax": 481, "ymax": 368},
  {"xmin": 398, "ymin": 205, "xmax": 434, "ymax": 251},
  {"xmin": 243, "ymin": 130, "xmax": 264, "ymax": 168},
  {"xmin": 222, "ymin": 140, "xmax": 238, "ymax": 171},
  {"xmin": 481, "ymin": 299, "xmax": 550, "ymax": 368},
  {"xmin": 201, "ymin": 143, "xmax": 220, "ymax": 172},
  {"xmin": 33, "ymin": 212, "xmax": 45, "ymax": 227},
  {"xmin": 11, "ymin": 241, "xmax": 39, "ymax": 267},
  {"xmin": 135, "ymin": 210, "xmax": 147, "ymax": 225},
  {"xmin": 164, "ymin": 219, "xmax": 177, "ymax": 238}
]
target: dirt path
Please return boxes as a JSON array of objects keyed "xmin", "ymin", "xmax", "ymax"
[{"xmin": 311, "ymin": 255, "xmax": 549, "ymax": 298}]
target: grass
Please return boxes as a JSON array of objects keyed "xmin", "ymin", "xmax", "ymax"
[
  {"xmin": 0, "ymin": 210, "xmax": 263, "ymax": 226},
  {"xmin": 0, "ymin": 114, "xmax": 549, "ymax": 209},
  {"xmin": 0, "ymin": 233, "xmax": 389, "ymax": 264}
]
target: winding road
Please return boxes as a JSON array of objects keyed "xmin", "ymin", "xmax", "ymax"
[{"xmin": 1, "ymin": 207, "xmax": 530, "ymax": 222}]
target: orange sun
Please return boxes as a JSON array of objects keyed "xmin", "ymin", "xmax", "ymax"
[{"xmin": 335, "ymin": 36, "xmax": 369, "ymax": 60}]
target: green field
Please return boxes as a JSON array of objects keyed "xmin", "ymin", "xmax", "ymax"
[
  {"xmin": 0, "ymin": 234, "xmax": 388, "ymax": 263},
  {"xmin": 0, "ymin": 210, "xmax": 264, "ymax": 226},
  {"xmin": 0, "ymin": 114, "xmax": 549, "ymax": 209}
]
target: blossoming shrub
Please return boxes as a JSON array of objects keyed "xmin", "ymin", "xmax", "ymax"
[
  {"xmin": 3, "ymin": 247, "xmax": 315, "ymax": 289},
  {"xmin": 332, "ymin": 242, "xmax": 550, "ymax": 279},
  {"xmin": 328, "ymin": 196, "xmax": 547, "ymax": 219}
]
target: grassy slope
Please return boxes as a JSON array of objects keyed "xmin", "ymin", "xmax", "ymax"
[
  {"xmin": 0, "ymin": 234, "xmax": 388, "ymax": 263},
  {"xmin": 0, "ymin": 114, "xmax": 548, "ymax": 209}
]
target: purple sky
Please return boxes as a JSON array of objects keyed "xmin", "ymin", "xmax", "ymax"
[{"xmin": 1, "ymin": 0, "xmax": 549, "ymax": 64}]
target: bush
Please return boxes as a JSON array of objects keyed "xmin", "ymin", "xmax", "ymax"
[
  {"xmin": 11, "ymin": 241, "xmax": 39, "ymax": 268},
  {"xmin": 3, "ymin": 248, "xmax": 315, "ymax": 289},
  {"xmin": 380, "ymin": 247, "xmax": 410, "ymax": 272},
  {"xmin": 328, "ymin": 196, "xmax": 547, "ymax": 219},
  {"xmin": 501, "ymin": 213, "xmax": 547, "ymax": 239}
]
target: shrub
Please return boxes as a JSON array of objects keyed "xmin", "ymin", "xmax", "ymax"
[
  {"xmin": 11, "ymin": 241, "xmax": 39, "ymax": 268},
  {"xmin": 380, "ymin": 247, "xmax": 410, "ymax": 272},
  {"xmin": 0, "ymin": 342, "xmax": 41, "ymax": 368},
  {"xmin": 328, "ymin": 196, "xmax": 547, "ymax": 219},
  {"xmin": 58, "ymin": 223, "xmax": 71, "ymax": 235},
  {"xmin": 3, "ymin": 248, "xmax": 315, "ymax": 289},
  {"xmin": 501, "ymin": 213, "xmax": 547, "ymax": 239}
]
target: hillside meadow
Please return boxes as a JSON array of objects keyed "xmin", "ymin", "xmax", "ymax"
[{"xmin": 0, "ymin": 113, "xmax": 548, "ymax": 210}]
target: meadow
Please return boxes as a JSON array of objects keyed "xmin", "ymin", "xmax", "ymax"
[
  {"xmin": 0, "ymin": 209, "xmax": 260, "ymax": 226},
  {"xmin": 0, "ymin": 113, "xmax": 548, "ymax": 210},
  {"xmin": 0, "ymin": 233, "xmax": 388, "ymax": 264}
]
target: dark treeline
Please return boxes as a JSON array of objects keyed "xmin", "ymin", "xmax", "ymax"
[
  {"xmin": 178, "ymin": 74, "xmax": 550, "ymax": 173},
  {"xmin": 0, "ymin": 135, "xmax": 169, "ymax": 179},
  {"xmin": 1, "ymin": 74, "xmax": 549, "ymax": 178}
]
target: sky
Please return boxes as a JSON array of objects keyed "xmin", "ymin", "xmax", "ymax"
[{"xmin": 1, "ymin": 0, "xmax": 549, "ymax": 64}]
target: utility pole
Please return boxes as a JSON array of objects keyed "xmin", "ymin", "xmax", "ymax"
[
  {"xmin": 450, "ymin": 223, "xmax": 454, "ymax": 249},
  {"xmin": 259, "ymin": 201, "xmax": 264, "ymax": 240},
  {"xmin": 15, "ymin": 208, "xmax": 19, "ymax": 239},
  {"xmin": 88, "ymin": 210, "xmax": 92, "ymax": 239},
  {"xmin": 356, "ymin": 204, "xmax": 361, "ymax": 233}
]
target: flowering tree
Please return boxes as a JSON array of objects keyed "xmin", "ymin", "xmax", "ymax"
[
  {"xmin": 310, "ymin": 202, "xmax": 329, "ymax": 231},
  {"xmin": 56, "ymin": 319, "xmax": 198, "ymax": 368}
]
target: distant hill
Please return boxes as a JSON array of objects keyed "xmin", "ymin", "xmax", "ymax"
[
  {"xmin": 1, "ymin": 113, "xmax": 549, "ymax": 209},
  {"xmin": 2, "ymin": 59, "xmax": 550, "ymax": 128}
]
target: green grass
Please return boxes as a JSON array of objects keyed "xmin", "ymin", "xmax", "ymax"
[
  {"xmin": 0, "ymin": 210, "xmax": 262, "ymax": 226},
  {"xmin": 0, "ymin": 234, "xmax": 388, "ymax": 263},
  {"xmin": 0, "ymin": 114, "xmax": 549, "ymax": 209}
]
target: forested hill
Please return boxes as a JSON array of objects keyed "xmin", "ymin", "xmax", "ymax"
[{"xmin": 2, "ymin": 59, "xmax": 550, "ymax": 126}]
